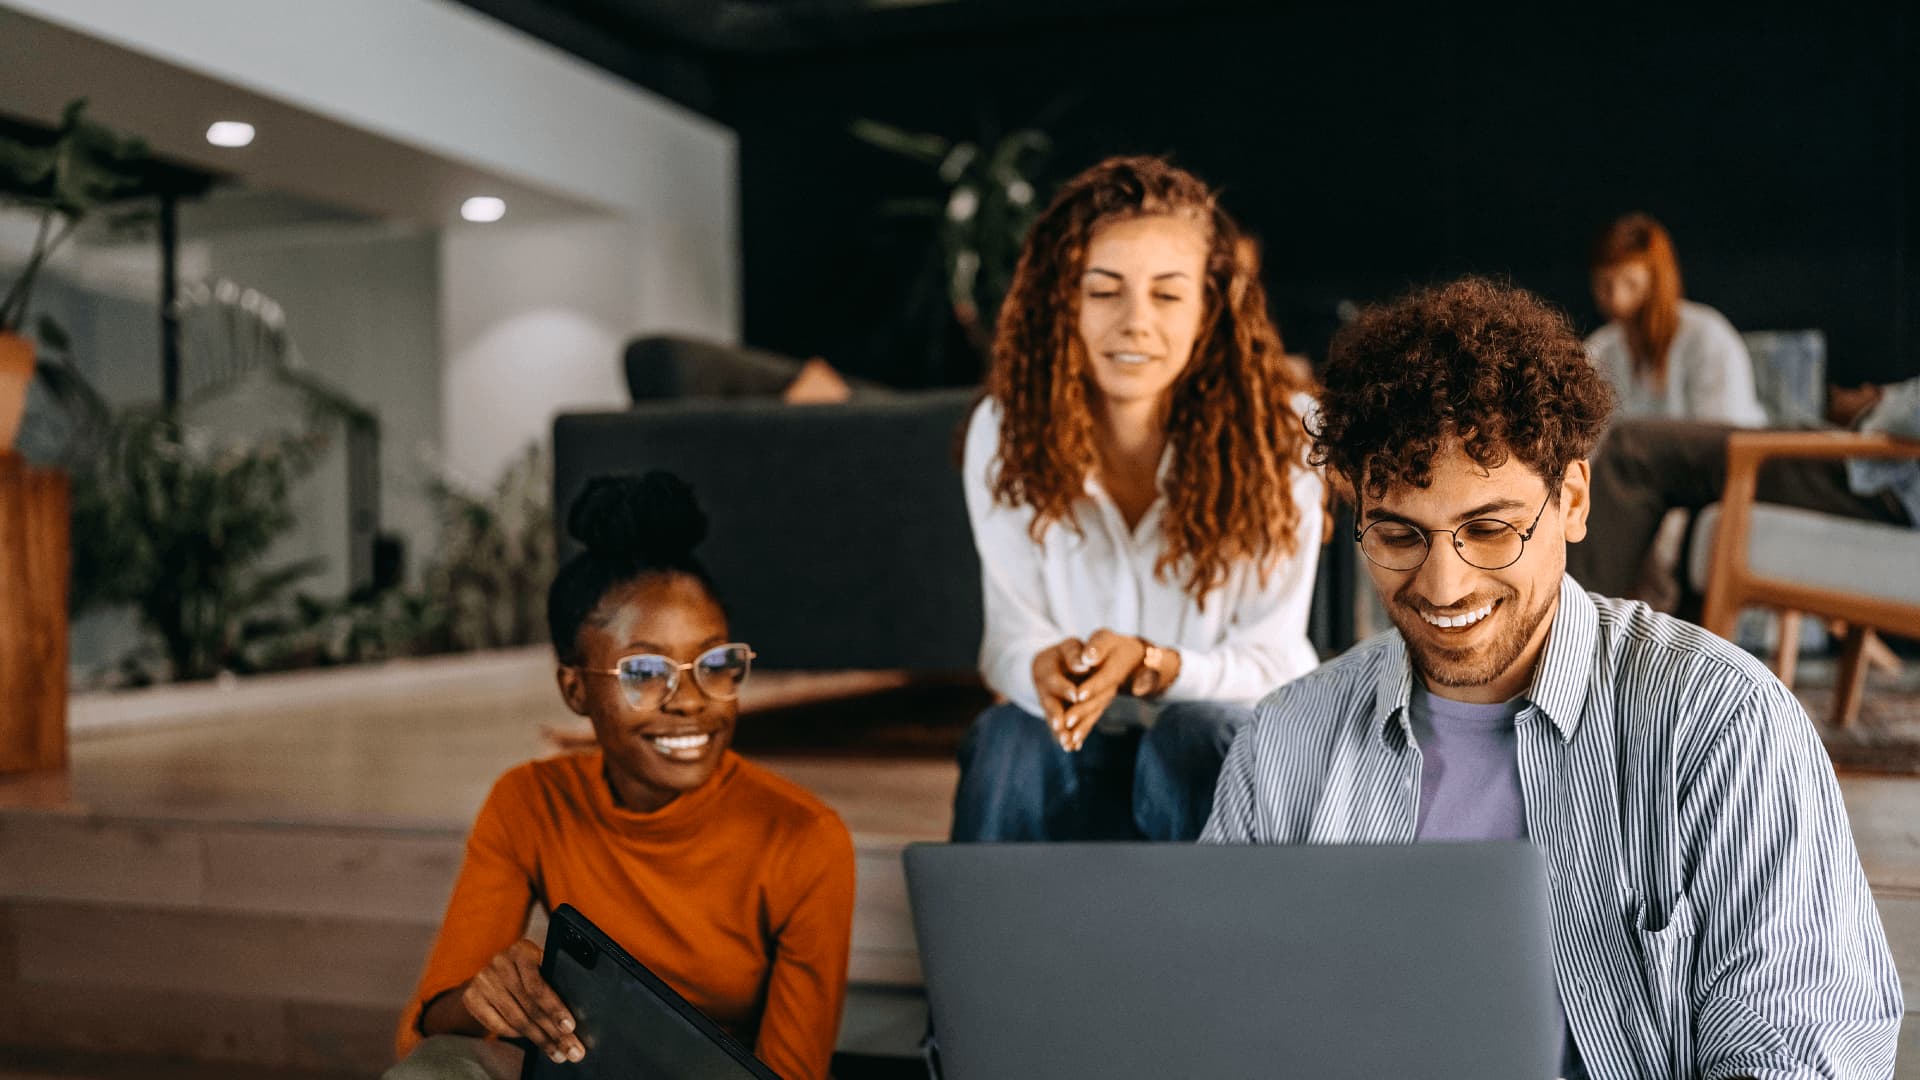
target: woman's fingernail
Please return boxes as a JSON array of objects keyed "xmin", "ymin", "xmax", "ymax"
[
  {"xmin": 569, "ymin": 1046, "xmax": 585, "ymax": 1062},
  {"xmin": 1081, "ymin": 649, "xmax": 1097, "ymax": 666},
  {"xmin": 561, "ymin": 1018, "xmax": 575, "ymax": 1033},
  {"xmin": 551, "ymin": 1052, "xmax": 567, "ymax": 1064}
]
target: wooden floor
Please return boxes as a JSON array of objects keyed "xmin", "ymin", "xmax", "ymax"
[
  {"xmin": 19, "ymin": 649, "xmax": 957, "ymax": 835},
  {"xmin": 3, "ymin": 646, "xmax": 1919, "ymax": 1077},
  {"xmin": 0, "ymin": 649, "xmax": 952, "ymax": 1076}
]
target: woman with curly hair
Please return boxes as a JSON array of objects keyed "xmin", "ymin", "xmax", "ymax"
[
  {"xmin": 952, "ymin": 155, "xmax": 1323, "ymax": 843},
  {"xmin": 1586, "ymin": 212, "xmax": 1766, "ymax": 426}
]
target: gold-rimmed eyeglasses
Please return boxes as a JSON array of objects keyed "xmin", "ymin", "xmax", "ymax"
[
  {"xmin": 1354, "ymin": 491, "xmax": 1554, "ymax": 572},
  {"xmin": 574, "ymin": 643, "xmax": 756, "ymax": 709}
]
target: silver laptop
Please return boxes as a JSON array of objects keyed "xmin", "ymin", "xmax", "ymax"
[{"xmin": 905, "ymin": 842, "xmax": 1558, "ymax": 1080}]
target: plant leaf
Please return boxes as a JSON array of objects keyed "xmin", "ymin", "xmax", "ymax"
[{"xmin": 849, "ymin": 118, "xmax": 949, "ymax": 163}]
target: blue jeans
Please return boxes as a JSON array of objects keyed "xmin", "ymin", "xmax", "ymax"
[{"xmin": 949, "ymin": 700, "xmax": 1251, "ymax": 842}]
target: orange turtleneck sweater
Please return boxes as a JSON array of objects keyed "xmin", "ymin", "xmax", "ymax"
[{"xmin": 396, "ymin": 751, "xmax": 856, "ymax": 1080}]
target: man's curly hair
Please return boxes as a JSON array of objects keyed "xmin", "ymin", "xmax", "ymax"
[
  {"xmin": 1312, "ymin": 277, "xmax": 1614, "ymax": 501},
  {"xmin": 985, "ymin": 155, "xmax": 1312, "ymax": 604}
]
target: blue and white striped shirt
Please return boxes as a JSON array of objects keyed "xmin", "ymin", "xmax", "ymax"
[{"xmin": 1202, "ymin": 575, "xmax": 1901, "ymax": 1079}]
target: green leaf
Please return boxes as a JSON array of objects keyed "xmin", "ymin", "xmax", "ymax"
[
  {"xmin": 0, "ymin": 139, "xmax": 55, "ymax": 193},
  {"xmin": 936, "ymin": 142, "xmax": 980, "ymax": 185},
  {"xmin": 0, "ymin": 99, "xmax": 149, "ymax": 333},
  {"xmin": 849, "ymin": 118, "xmax": 950, "ymax": 164}
]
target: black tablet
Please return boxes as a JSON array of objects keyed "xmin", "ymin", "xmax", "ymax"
[{"xmin": 519, "ymin": 903, "xmax": 783, "ymax": 1080}]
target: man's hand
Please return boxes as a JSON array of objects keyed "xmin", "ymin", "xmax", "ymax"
[
  {"xmin": 461, "ymin": 939, "xmax": 585, "ymax": 1065},
  {"xmin": 1828, "ymin": 382, "xmax": 1885, "ymax": 428},
  {"xmin": 782, "ymin": 357, "xmax": 853, "ymax": 404}
]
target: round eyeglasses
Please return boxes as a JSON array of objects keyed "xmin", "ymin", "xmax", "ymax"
[
  {"xmin": 1354, "ymin": 491, "xmax": 1553, "ymax": 572},
  {"xmin": 576, "ymin": 643, "xmax": 756, "ymax": 709}
]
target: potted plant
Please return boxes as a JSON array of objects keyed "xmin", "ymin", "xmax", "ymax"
[
  {"xmin": 851, "ymin": 109, "xmax": 1061, "ymax": 383},
  {"xmin": 0, "ymin": 99, "xmax": 148, "ymax": 449},
  {"xmin": 37, "ymin": 276, "xmax": 375, "ymax": 684}
]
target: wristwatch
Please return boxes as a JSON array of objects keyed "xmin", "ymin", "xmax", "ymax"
[{"xmin": 1133, "ymin": 638, "xmax": 1174, "ymax": 698}]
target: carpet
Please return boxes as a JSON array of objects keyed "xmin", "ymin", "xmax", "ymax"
[{"xmin": 1793, "ymin": 658, "xmax": 1920, "ymax": 775}]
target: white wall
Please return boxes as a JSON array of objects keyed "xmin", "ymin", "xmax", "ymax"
[
  {"xmin": 200, "ymin": 225, "xmax": 444, "ymax": 592},
  {"xmin": 439, "ymin": 213, "xmax": 738, "ymax": 490}
]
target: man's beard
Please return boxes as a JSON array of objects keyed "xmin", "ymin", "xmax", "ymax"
[{"xmin": 1386, "ymin": 585, "xmax": 1556, "ymax": 691}]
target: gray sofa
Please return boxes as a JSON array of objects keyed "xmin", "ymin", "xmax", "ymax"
[{"xmin": 553, "ymin": 338, "xmax": 983, "ymax": 671}]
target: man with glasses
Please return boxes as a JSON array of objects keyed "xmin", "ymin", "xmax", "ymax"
[{"xmin": 1202, "ymin": 277, "xmax": 1899, "ymax": 1078}]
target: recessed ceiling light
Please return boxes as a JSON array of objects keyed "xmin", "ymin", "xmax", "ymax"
[
  {"xmin": 461, "ymin": 196, "xmax": 506, "ymax": 223},
  {"xmin": 205, "ymin": 121, "xmax": 255, "ymax": 148}
]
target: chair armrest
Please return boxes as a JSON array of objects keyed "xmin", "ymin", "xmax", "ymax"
[
  {"xmin": 1702, "ymin": 431, "xmax": 1920, "ymax": 634},
  {"xmin": 1724, "ymin": 430, "xmax": 1920, "ymax": 470}
]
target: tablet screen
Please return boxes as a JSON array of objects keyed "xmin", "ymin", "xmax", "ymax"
[{"xmin": 521, "ymin": 905, "xmax": 779, "ymax": 1080}]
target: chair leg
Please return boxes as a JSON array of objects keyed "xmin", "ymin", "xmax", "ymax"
[
  {"xmin": 1826, "ymin": 621, "xmax": 1902, "ymax": 677},
  {"xmin": 1834, "ymin": 624, "xmax": 1872, "ymax": 728},
  {"xmin": 1772, "ymin": 610, "xmax": 1802, "ymax": 688},
  {"xmin": 1865, "ymin": 630, "xmax": 1902, "ymax": 676}
]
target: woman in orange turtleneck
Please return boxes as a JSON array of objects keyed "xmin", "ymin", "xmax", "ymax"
[{"xmin": 386, "ymin": 473, "xmax": 856, "ymax": 1080}]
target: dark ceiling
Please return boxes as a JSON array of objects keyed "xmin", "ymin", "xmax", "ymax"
[{"xmin": 453, "ymin": 0, "xmax": 1259, "ymax": 115}]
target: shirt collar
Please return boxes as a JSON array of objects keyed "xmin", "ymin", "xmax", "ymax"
[
  {"xmin": 1375, "ymin": 573, "xmax": 1595, "ymax": 747},
  {"xmin": 1523, "ymin": 574, "xmax": 1596, "ymax": 742},
  {"xmin": 1373, "ymin": 633, "xmax": 1416, "ymax": 750}
]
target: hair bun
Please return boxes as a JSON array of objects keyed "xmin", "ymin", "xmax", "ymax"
[{"xmin": 566, "ymin": 471, "xmax": 708, "ymax": 562}]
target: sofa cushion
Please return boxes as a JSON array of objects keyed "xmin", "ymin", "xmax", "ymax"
[
  {"xmin": 554, "ymin": 389, "xmax": 982, "ymax": 671},
  {"xmin": 1689, "ymin": 502, "xmax": 1920, "ymax": 606},
  {"xmin": 623, "ymin": 336, "xmax": 900, "ymax": 404},
  {"xmin": 624, "ymin": 336, "xmax": 810, "ymax": 401}
]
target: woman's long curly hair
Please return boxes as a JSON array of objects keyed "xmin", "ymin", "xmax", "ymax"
[{"xmin": 984, "ymin": 155, "xmax": 1311, "ymax": 605}]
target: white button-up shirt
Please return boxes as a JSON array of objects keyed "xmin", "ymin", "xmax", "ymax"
[
  {"xmin": 1585, "ymin": 300, "xmax": 1768, "ymax": 428},
  {"xmin": 962, "ymin": 397, "xmax": 1324, "ymax": 717}
]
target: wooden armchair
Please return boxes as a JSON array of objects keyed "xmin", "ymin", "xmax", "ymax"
[{"xmin": 1699, "ymin": 431, "xmax": 1920, "ymax": 726}]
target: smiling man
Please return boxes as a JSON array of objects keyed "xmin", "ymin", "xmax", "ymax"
[{"xmin": 1201, "ymin": 278, "xmax": 1900, "ymax": 1079}]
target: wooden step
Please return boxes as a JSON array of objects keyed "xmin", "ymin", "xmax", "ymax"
[{"xmin": 0, "ymin": 806, "xmax": 927, "ymax": 1072}]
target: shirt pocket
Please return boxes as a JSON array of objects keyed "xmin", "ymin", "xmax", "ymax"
[{"xmin": 1626, "ymin": 887, "xmax": 1698, "ymax": 1080}]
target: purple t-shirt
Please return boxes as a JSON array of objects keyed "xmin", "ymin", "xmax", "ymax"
[
  {"xmin": 1408, "ymin": 686, "xmax": 1582, "ymax": 1079},
  {"xmin": 1408, "ymin": 687, "xmax": 1527, "ymax": 841}
]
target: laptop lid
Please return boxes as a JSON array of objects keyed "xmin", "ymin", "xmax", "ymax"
[{"xmin": 905, "ymin": 842, "xmax": 1558, "ymax": 1080}]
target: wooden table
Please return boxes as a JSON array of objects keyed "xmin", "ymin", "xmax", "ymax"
[{"xmin": 0, "ymin": 452, "xmax": 68, "ymax": 772}]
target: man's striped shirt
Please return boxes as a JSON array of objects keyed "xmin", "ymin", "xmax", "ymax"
[{"xmin": 1201, "ymin": 575, "xmax": 1901, "ymax": 1079}]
